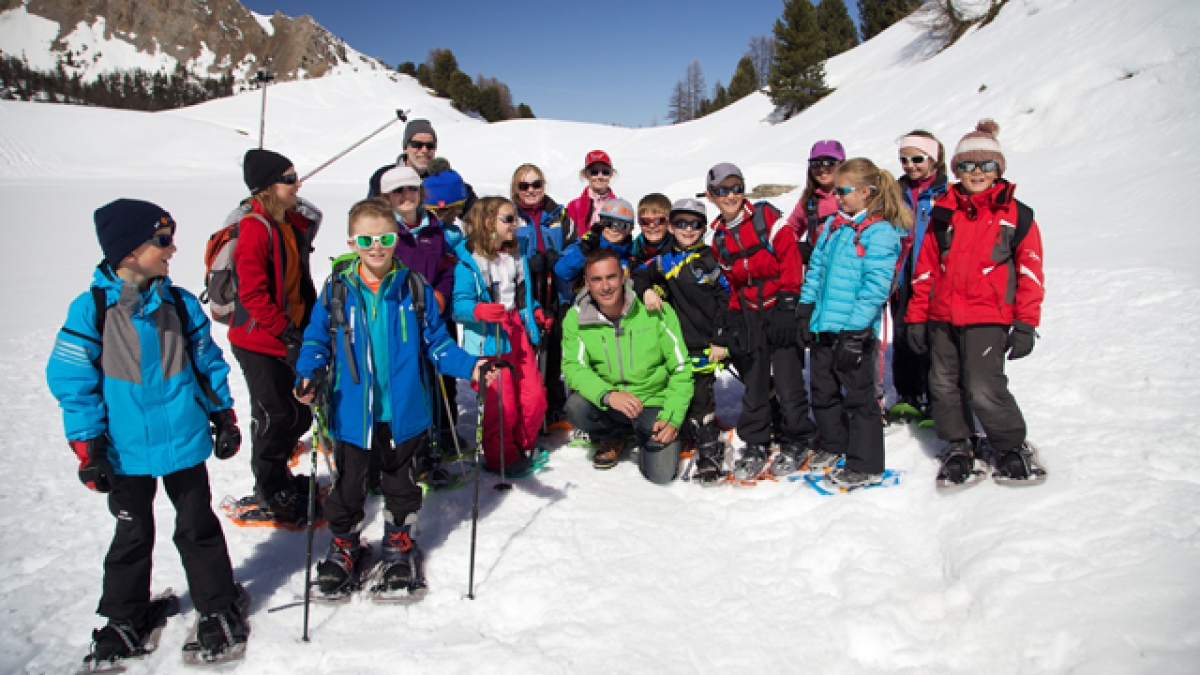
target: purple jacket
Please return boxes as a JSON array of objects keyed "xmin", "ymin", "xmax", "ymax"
[{"xmin": 393, "ymin": 211, "xmax": 455, "ymax": 315}]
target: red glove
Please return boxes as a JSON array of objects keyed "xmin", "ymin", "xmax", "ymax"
[
  {"xmin": 71, "ymin": 438, "xmax": 114, "ymax": 493},
  {"xmin": 474, "ymin": 303, "xmax": 507, "ymax": 323},
  {"xmin": 534, "ymin": 308, "xmax": 553, "ymax": 332}
]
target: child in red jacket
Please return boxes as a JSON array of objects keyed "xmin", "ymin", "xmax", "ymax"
[{"xmin": 904, "ymin": 120, "xmax": 1046, "ymax": 487}]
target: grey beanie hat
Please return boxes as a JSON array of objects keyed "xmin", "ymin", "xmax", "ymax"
[{"xmin": 402, "ymin": 119, "xmax": 437, "ymax": 149}]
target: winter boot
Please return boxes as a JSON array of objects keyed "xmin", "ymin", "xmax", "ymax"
[
  {"xmin": 732, "ymin": 444, "xmax": 770, "ymax": 482},
  {"xmin": 993, "ymin": 442, "xmax": 1047, "ymax": 485},
  {"xmin": 826, "ymin": 465, "xmax": 884, "ymax": 490},
  {"xmin": 592, "ymin": 438, "xmax": 623, "ymax": 470},
  {"xmin": 195, "ymin": 596, "xmax": 249, "ymax": 657},
  {"xmin": 691, "ymin": 421, "xmax": 726, "ymax": 484},
  {"xmin": 87, "ymin": 619, "xmax": 140, "ymax": 664},
  {"xmin": 938, "ymin": 439, "xmax": 976, "ymax": 485},
  {"xmin": 373, "ymin": 518, "xmax": 427, "ymax": 600},
  {"xmin": 260, "ymin": 477, "xmax": 309, "ymax": 525},
  {"xmin": 315, "ymin": 533, "xmax": 368, "ymax": 596},
  {"xmin": 807, "ymin": 447, "xmax": 844, "ymax": 473},
  {"xmin": 770, "ymin": 437, "xmax": 815, "ymax": 476}
]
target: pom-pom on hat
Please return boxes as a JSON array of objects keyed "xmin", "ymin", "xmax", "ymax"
[
  {"xmin": 584, "ymin": 150, "xmax": 612, "ymax": 169},
  {"xmin": 809, "ymin": 139, "xmax": 846, "ymax": 162},
  {"xmin": 95, "ymin": 198, "xmax": 176, "ymax": 266},
  {"xmin": 380, "ymin": 166, "xmax": 422, "ymax": 194},
  {"xmin": 598, "ymin": 197, "xmax": 635, "ymax": 224},
  {"xmin": 243, "ymin": 149, "xmax": 294, "ymax": 195},
  {"xmin": 423, "ymin": 169, "xmax": 468, "ymax": 208},
  {"xmin": 952, "ymin": 119, "xmax": 1005, "ymax": 175}
]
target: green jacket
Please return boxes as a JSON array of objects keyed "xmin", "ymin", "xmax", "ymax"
[{"xmin": 561, "ymin": 285, "xmax": 693, "ymax": 428}]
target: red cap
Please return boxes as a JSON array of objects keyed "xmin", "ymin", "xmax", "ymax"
[{"xmin": 584, "ymin": 150, "xmax": 612, "ymax": 168}]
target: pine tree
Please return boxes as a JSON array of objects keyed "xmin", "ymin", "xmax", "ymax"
[
  {"xmin": 447, "ymin": 71, "xmax": 478, "ymax": 113},
  {"xmin": 817, "ymin": 0, "xmax": 859, "ymax": 58},
  {"xmin": 858, "ymin": 0, "xmax": 921, "ymax": 42},
  {"xmin": 516, "ymin": 103, "xmax": 535, "ymax": 118},
  {"xmin": 426, "ymin": 48, "xmax": 458, "ymax": 97},
  {"xmin": 396, "ymin": 62, "xmax": 416, "ymax": 76},
  {"xmin": 712, "ymin": 81, "xmax": 730, "ymax": 111},
  {"xmin": 768, "ymin": 0, "xmax": 831, "ymax": 117},
  {"xmin": 727, "ymin": 56, "xmax": 759, "ymax": 102}
]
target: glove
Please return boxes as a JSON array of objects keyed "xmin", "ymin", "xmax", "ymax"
[
  {"xmin": 528, "ymin": 249, "xmax": 561, "ymax": 275},
  {"xmin": 796, "ymin": 303, "xmax": 815, "ymax": 347},
  {"xmin": 280, "ymin": 322, "xmax": 304, "ymax": 368},
  {"xmin": 295, "ymin": 366, "xmax": 328, "ymax": 399},
  {"xmin": 907, "ymin": 322, "xmax": 928, "ymax": 355},
  {"xmin": 71, "ymin": 437, "xmax": 113, "ymax": 493},
  {"xmin": 1006, "ymin": 320, "xmax": 1036, "ymax": 360},
  {"xmin": 768, "ymin": 293, "xmax": 799, "ymax": 348},
  {"xmin": 534, "ymin": 308, "xmax": 553, "ymax": 332},
  {"xmin": 835, "ymin": 328, "xmax": 873, "ymax": 371},
  {"xmin": 209, "ymin": 409, "xmax": 242, "ymax": 460},
  {"xmin": 578, "ymin": 225, "xmax": 603, "ymax": 255},
  {"xmin": 474, "ymin": 303, "xmax": 507, "ymax": 323}
]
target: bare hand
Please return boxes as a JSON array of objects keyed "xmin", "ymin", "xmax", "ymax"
[
  {"xmin": 709, "ymin": 344, "xmax": 727, "ymax": 363},
  {"xmin": 607, "ymin": 391, "xmax": 644, "ymax": 419},
  {"xmin": 472, "ymin": 360, "xmax": 498, "ymax": 387},
  {"xmin": 295, "ymin": 379, "xmax": 315, "ymax": 405},
  {"xmin": 643, "ymin": 289, "xmax": 663, "ymax": 312},
  {"xmin": 651, "ymin": 419, "xmax": 678, "ymax": 444}
]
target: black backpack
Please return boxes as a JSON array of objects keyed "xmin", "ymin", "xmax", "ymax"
[
  {"xmin": 928, "ymin": 201, "xmax": 1034, "ymax": 260},
  {"xmin": 712, "ymin": 201, "xmax": 781, "ymax": 269}
]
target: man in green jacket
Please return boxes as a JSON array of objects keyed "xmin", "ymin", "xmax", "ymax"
[{"xmin": 561, "ymin": 248, "xmax": 693, "ymax": 483}]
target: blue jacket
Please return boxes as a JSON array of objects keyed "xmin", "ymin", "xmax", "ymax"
[
  {"xmin": 800, "ymin": 212, "xmax": 902, "ymax": 335},
  {"xmin": 516, "ymin": 199, "xmax": 574, "ymax": 306},
  {"xmin": 296, "ymin": 257, "xmax": 477, "ymax": 449},
  {"xmin": 899, "ymin": 173, "xmax": 948, "ymax": 284},
  {"xmin": 46, "ymin": 267, "xmax": 234, "ymax": 477},
  {"xmin": 452, "ymin": 240, "xmax": 541, "ymax": 357},
  {"xmin": 553, "ymin": 236, "xmax": 633, "ymax": 305}
]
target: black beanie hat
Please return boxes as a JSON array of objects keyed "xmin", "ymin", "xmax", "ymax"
[
  {"xmin": 402, "ymin": 119, "xmax": 437, "ymax": 150},
  {"xmin": 95, "ymin": 199, "xmax": 175, "ymax": 266},
  {"xmin": 243, "ymin": 148, "xmax": 294, "ymax": 194}
]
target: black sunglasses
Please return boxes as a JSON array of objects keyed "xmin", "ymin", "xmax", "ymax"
[
  {"xmin": 518, "ymin": 180, "xmax": 544, "ymax": 191},
  {"xmin": 671, "ymin": 219, "xmax": 705, "ymax": 232},
  {"xmin": 498, "ymin": 214, "xmax": 518, "ymax": 224},
  {"xmin": 601, "ymin": 218, "xmax": 632, "ymax": 232},
  {"xmin": 146, "ymin": 233, "xmax": 174, "ymax": 248},
  {"xmin": 809, "ymin": 158, "xmax": 839, "ymax": 169},
  {"xmin": 587, "ymin": 167, "xmax": 612, "ymax": 177},
  {"xmin": 709, "ymin": 183, "xmax": 745, "ymax": 197},
  {"xmin": 276, "ymin": 173, "xmax": 299, "ymax": 185},
  {"xmin": 407, "ymin": 140, "xmax": 436, "ymax": 151},
  {"xmin": 956, "ymin": 159, "xmax": 999, "ymax": 174}
]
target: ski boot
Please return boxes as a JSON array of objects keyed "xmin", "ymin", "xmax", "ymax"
[
  {"xmin": 826, "ymin": 465, "xmax": 884, "ymax": 490},
  {"xmin": 993, "ymin": 442, "xmax": 1047, "ymax": 486},
  {"xmin": 186, "ymin": 585, "xmax": 249, "ymax": 665},
  {"xmin": 370, "ymin": 518, "xmax": 428, "ymax": 603},
  {"xmin": 691, "ymin": 421, "xmax": 726, "ymax": 485},
  {"xmin": 315, "ymin": 533, "xmax": 372, "ymax": 598},
  {"xmin": 770, "ymin": 437, "xmax": 815, "ymax": 477},
  {"xmin": 732, "ymin": 444, "xmax": 770, "ymax": 483}
]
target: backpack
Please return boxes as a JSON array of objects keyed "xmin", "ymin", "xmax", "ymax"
[
  {"xmin": 928, "ymin": 200, "xmax": 1034, "ymax": 261},
  {"xmin": 320, "ymin": 255, "xmax": 429, "ymax": 386},
  {"xmin": 91, "ymin": 284, "xmax": 223, "ymax": 407},
  {"xmin": 798, "ymin": 197, "xmax": 821, "ymax": 265},
  {"xmin": 712, "ymin": 201, "xmax": 781, "ymax": 270},
  {"xmin": 201, "ymin": 213, "xmax": 272, "ymax": 325}
]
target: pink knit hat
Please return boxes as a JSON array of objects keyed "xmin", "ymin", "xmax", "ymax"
[{"xmin": 952, "ymin": 119, "xmax": 1005, "ymax": 175}]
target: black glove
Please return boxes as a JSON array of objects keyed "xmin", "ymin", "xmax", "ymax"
[
  {"xmin": 209, "ymin": 409, "xmax": 242, "ymax": 460},
  {"xmin": 796, "ymin": 303, "xmax": 815, "ymax": 347},
  {"xmin": 527, "ymin": 249, "xmax": 562, "ymax": 275},
  {"xmin": 768, "ymin": 293, "xmax": 799, "ymax": 348},
  {"xmin": 295, "ymin": 367, "xmax": 328, "ymax": 401},
  {"xmin": 280, "ymin": 323, "xmax": 304, "ymax": 368},
  {"xmin": 1006, "ymin": 320, "xmax": 1037, "ymax": 360},
  {"xmin": 578, "ymin": 221, "xmax": 605, "ymax": 255},
  {"xmin": 835, "ymin": 328, "xmax": 873, "ymax": 371},
  {"xmin": 907, "ymin": 322, "xmax": 928, "ymax": 355},
  {"xmin": 71, "ymin": 437, "xmax": 113, "ymax": 493}
]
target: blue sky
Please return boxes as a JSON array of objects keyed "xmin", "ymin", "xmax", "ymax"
[{"xmin": 242, "ymin": 0, "xmax": 857, "ymax": 128}]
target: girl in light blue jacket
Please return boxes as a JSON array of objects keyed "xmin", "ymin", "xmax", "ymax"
[{"xmin": 798, "ymin": 159, "xmax": 911, "ymax": 490}]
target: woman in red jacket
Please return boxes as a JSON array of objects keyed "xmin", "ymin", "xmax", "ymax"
[
  {"xmin": 904, "ymin": 120, "xmax": 1046, "ymax": 487},
  {"xmin": 228, "ymin": 148, "xmax": 321, "ymax": 525}
]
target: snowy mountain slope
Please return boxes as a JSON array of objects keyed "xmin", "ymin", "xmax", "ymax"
[{"xmin": 1, "ymin": 0, "xmax": 1199, "ymax": 672}]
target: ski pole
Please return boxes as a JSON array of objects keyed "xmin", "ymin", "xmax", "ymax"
[
  {"xmin": 256, "ymin": 69, "xmax": 274, "ymax": 149},
  {"xmin": 467, "ymin": 362, "xmax": 492, "ymax": 600},
  {"xmin": 438, "ymin": 375, "xmax": 468, "ymax": 477},
  {"xmin": 491, "ymin": 283, "xmax": 512, "ymax": 493},
  {"xmin": 302, "ymin": 398, "xmax": 324, "ymax": 642},
  {"xmin": 300, "ymin": 109, "xmax": 409, "ymax": 182}
]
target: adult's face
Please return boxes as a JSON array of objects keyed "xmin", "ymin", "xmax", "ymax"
[
  {"xmin": 406, "ymin": 132, "xmax": 436, "ymax": 173},
  {"xmin": 516, "ymin": 169, "xmax": 545, "ymax": 208},
  {"xmin": 270, "ymin": 167, "xmax": 300, "ymax": 209},
  {"xmin": 584, "ymin": 257, "xmax": 625, "ymax": 315}
]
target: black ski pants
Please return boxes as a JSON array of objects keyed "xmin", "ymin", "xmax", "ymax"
[
  {"xmin": 325, "ymin": 425, "xmax": 424, "ymax": 535},
  {"xmin": 810, "ymin": 333, "xmax": 885, "ymax": 474},
  {"xmin": 541, "ymin": 303, "xmax": 570, "ymax": 416},
  {"xmin": 232, "ymin": 345, "xmax": 312, "ymax": 500},
  {"xmin": 928, "ymin": 322, "xmax": 1027, "ymax": 453},
  {"xmin": 100, "ymin": 462, "xmax": 237, "ymax": 621},
  {"xmin": 890, "ymin": 284, "xmax": 931, "ymax": 403},
  {"xmin": 729, "ymin": 342, "xmax": 816, "ymax": 446}
]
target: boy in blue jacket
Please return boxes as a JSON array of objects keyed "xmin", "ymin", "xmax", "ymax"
[
  {"xmin": 553, "ymin": 197, "xmax": 636, "ymax": 305},
  {"xmin": 47, "ymin": 199, "xmax": 246, "ymax": 667},
  {"xmin": 294, "ymin": 198, "xmax": 490, "ymax": 599}
]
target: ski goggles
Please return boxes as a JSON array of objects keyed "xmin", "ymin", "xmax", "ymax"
[
  {"xmin": 354, "ymin": 233, "xmax": 398, "ymax": 248},
  {"xmin": 709, "ymin": 183, "xmax": 745, "ymax": 197},
  {"xmin": 671, "ymin": 218, "xmax": 705, "ymax": 231},
  {"xmin": 808, "ymin": 158, "xmax": 839, "ymax": 169},
  {"xmin": 600, "ymin": 218, "xmax": 633, "ymax": 233},
  {"xmin": 639, "ymin": 216, "xmax": 667, "ymax": 228},
  {"xmin": 956, "ymin": 159, "xmax": 1000, "ymax": 174}
]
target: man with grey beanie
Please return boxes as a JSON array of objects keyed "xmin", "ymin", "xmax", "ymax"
[{"xmin": 366, "ymin": 119, "xmax": 477, "ymax": 215}]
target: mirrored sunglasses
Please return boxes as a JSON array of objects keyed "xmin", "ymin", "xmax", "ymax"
[
  {"xmin": 709, "ymin": 183, "xmax": 745, "ymax": 198},
  {"xmin": 518, "ymin": 180, "xmax": 544, "ymax": 191},
  {"xmin": 671, "ymin": 219, "xmax": 706, "ymax": 232},
  {"xmin": 601, "ymin": 218, "xmax": 632, "ymax": 232},
  {"xmin": 899, "ymin": 155, "xmax": 928, "ymax": 165},
  {"xmin": 956, "ymin": 159, "xmax": 1000, "ymax": 174},
  {"xmin": 808, "ymin": 158, "xmax": 839, "ymax": 169},
  {"xmin": 146, "ymin": 233, "xmax": 174, "ymax": 248},
  {"xmin": 833, "ymin": 186, "xmax": 860, "ymax": 196},
  {"xmin": 354, "ymin": 233, "xmax": 398, "ymax": 248},
  {"xmin": 638, "ymin": 216, "xmax": 667, "ymax": 227}
]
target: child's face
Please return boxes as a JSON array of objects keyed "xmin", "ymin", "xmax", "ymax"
[
  {"xmin": 669, "ymin": 214, "xmax": 705, "ymax": 248},
  {"xmin": 123, "ymin": 225, "xmax": 175, "ymax": 280},
  {"xmin": 602, "ymin": 219, "xmax": 632, "ymax": 243},
  {"xmin": 494, "ymin": 203, "xmax": 518, "ymax": 243},
  {"xmin": 834, "ymin": 179, "xmax": 872, "ymax": 215},
  {"xmin": 956, "ymin": 161, "xmax": 1000, "ymax": 195},
  {"xmin": 638, "ymin": 209, "xmax": 668, "ymax": 243},
  {"xmin": 899, "ymin": 147, "xmax": 935, "ymax": 181},
  {"xmin": 707, "ymin": 177, "xmax": 745, "ymax": 221},
  {"xmin": 585, "ymin": 163, "xmax": 612, "ymax": 193},
  {"xmin": 387, "ymin": 185, "xmax": 422, "ymax": 215},
  {"xmin": 349, "ymin": 214, "xmax": 398, "ymax": 273}
]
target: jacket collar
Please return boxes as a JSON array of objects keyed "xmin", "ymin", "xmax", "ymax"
[{"xmin": 574, "ymin": 281, "xmax": 637, "ymax": 327}]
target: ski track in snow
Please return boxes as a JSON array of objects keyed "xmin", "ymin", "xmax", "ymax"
[{"xmin": 3, "ymin": 0, "xmax": 1200, "ymax": 671}]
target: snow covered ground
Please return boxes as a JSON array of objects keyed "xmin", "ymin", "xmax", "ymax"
[{"xmin": 2, "ymin": 0, "xmax": 1200, "ymax": 671}]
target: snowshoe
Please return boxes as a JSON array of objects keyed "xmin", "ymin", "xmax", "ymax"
[
  {"xmin": 799, "ymin": 467, "xmax": 902, "ymax": 495},
  {"xmin": 313, "ymin": 536, "xmax": 374, "ymax": 602},
  {"xmin": 936, "ymin": 440, "xmax": 989, "ymax": 492},
  {"xmin": 887, "ymin": 398, "xmax": 928, "ymax": 425},
  {"xmin": 992, "ymin": 442, "xmax": 1047, "ymax": 486},
  {"xmin": 181, "ymin": 584, "xmax": 250, "ymax": 667},
  {"xmin": 769, "ymin": 438, "xmax": 815, "ymax": 477},
  {"xmin": 730, "ymin": 444, "xmax": 772, "ymax": 485},
  {"xmin": 79, "ymin": 591, "xmax": 178, "ymax": 674},
  {"xmin": 368, "ymin": 526, "xmax": 427, "ymax": 604},
  {"xmin": 567, "ymin": 429, "xmax": 595, "ymax": 449},
  {"xmin": 483, "ymin": 449, "xmax": 550, "ymax": 479},
  {"xmin": 223, "ymin": 475, "xmax": 324, "ymax": 531}
]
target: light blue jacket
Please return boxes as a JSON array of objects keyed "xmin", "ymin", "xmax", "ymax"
[
  {"xmin": 800, "ymin": 212, "xmax": 902, "ymax": 335},
  {"xmin": 46, "ymin": 266, "xmax": 234, "ymax": 477},
  {"xmin": 452, "ymin": 240, "xmax": 541, "ymax": 357},
  {"xmin": 296, "ymin": 256, "xmax": 477, "ymax": 449}
]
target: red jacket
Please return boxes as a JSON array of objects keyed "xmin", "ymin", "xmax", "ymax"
[
  {"xmin": 713, "ymin": 201, "xmax": 803, "ymax": 311},
  {"xmin": 228, "ymin": 201, "xmax": 318, "ymax": 356},
  {"xmin": 905, "ymin": 181, "xmax": 1044, "ymax": 327},
  {"xmin": 566, "ymin": 187, "xmax": 617, "ymax": 235}
]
